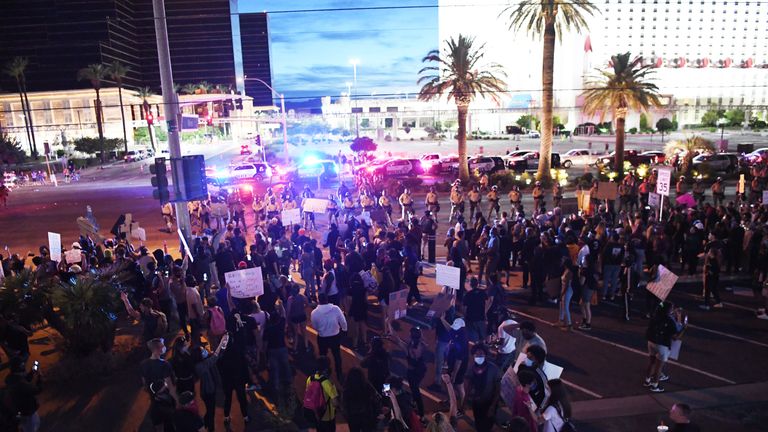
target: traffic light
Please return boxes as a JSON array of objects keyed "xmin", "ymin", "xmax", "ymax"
[
  {"xmin": 150, "ymin": 157, "xmax": 170, "ymax": 203},
  {"xmin": 146, "ymin": 112, "xmax": 154, "ymax": 125},
  {"xmin": 181, "ymin": 155, "xmax": 208, "ymax": 201}
]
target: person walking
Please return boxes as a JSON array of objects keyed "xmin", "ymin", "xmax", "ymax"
[
  {"xmin": 140, "ymin": 338, "xmax": 177, "ymax": 432},
  {"xmin": 388, "ymin": 324, "xmax": 428, "ymax": 421},
  {"xmin": 194, "ymin": 334, "xmax": 228, "ymax": 432},
  {"xmin": 303, "ymin": 356, "xmax": 340, "ymax": 432},
  {"xmin": 310, "ymin": 294, "xmax": 348, "ymax": 380},
  {"xmin": 465, "ymin": 344, "xmax": 501, "ymax": 432},
  {"xmin": 644, "ymin": 302, "xmax": 683, "ymax": 393},
  {"xmin": 219, "ymin": 310, "xmax": 251, "ymax": 426},
  {"xmin": 700, "ymin": 240, "xmax": 724, "ymax": 310},
  {"xmin": 342, "ymin": 367, "xmax": 382, "ymax": 432}
]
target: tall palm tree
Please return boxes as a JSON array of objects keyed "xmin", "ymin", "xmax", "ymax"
[
  {"xmin": 138, "ymin": 87, "xmax": 156, "ymax": 152},
  {"xmin": 417, "ymin": 34, "xmax": 507, "ymax": 181},
  {"xmin": 504, "ymin": 0, "xmax": 598, "ymax": 181},
  {"xmin": 180, "ymin": 83, "xmax": 198, "ymax": 95},
  {"xmin": 582, "ymin": 52, "xmax": 662, "ymax": 178},
  {"xmin": 77, "ymin": 64, "xmax": 109, "ymax": 162},
  {"xmin": 3, "ymin": 57, "xmax": 37, "ymax": 157},
  {"xmin": 664, "ymin": 135, "xmax": 715, "ymax": 175},
  {"xmin": 108, "ymin": 61, "xmax": 130, "ymax": 155}
]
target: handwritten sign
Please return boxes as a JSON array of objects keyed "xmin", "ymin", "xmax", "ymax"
[
  {"xmin": 656, "ymin": 167, "xmax": 672, "ymax": 196},
  {"xmin": 48, "ymin": 232, "xmax": 62, "ymax": 262},
  {"xmin": 648, "ymin": 192, "xmax": 660, "ymax": 207},
  {"xmin": 388, "ymin": 288, "xmax": 408, "ymax": 320},
  {"xmin": 436, "ymin": 264, "xmax": 461, "ymax": 290},
  {"xmin": 303, "ymin": 198, "xmax": 329, "ymax": 213},
  {"xmin": 427, "ymin": 291, "xmax": 455, "ymax": 319},
  {"xmin": 281, "ymin": 207, "xmax": 302, "ymax": 226},
  {"xmin": 542, "ymin": 361, "xmax": 564, "ymax": 379},
  {"xmin": 646, "ymin": 264, "xmax": 678, "ymax": 301},
  {"xmin": 64, "ymin": 249, "xmax": 82, "ymax": 263},
  {"xmin": 225, "ymin": 267, "xmax": 265, "ymax": 298}
]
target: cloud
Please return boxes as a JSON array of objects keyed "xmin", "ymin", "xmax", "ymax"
[{"xmin": 317, "ymin": 31, "xmax": 382, "ymax": 41}]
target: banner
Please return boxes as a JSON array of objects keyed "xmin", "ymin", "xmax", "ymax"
[
  {"xmin": 646, "ymin": 264, "xmax": 678, "ymax": 301},
  {"xmin": 388, "ymin": 288, "xmax": 408, "ymax": 320},
  {"xmin": 225, "ymin": 267, "xmax": 265, "ymax": 298},
  {"xmin": 426, "ymin": 290, "xmax": 454, "ymax": 319},
  {"xmin": 594, "ymin": 181, "xmax": 618, "ymax": 201},
  {"xmin": 436, "ymin": 264, "xmax": 461, "ymax": 290},
  {"xmin": 303, "ymin": 198, "xmax": 329, "ymax": 213},
  {"xmin": 48, "ymin": 232, "xmax": 62, "ymax": 262},
  {"xmin": 281, "ymin": 207, "xmax": 302, "ymax": 226}
]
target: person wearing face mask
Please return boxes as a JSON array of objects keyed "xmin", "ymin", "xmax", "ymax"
[
  {"xmin": 514, "ymin": 321, "xmax": 547, "ymax": 359},
  {"xmin": 194, "ymin": 334, "xmax": 229, "ymax": 432},
  {"xmin": 465, "ymin": 344, "xmax": 501, "ymax": 432},
  {"xmin": 440, "ymin": 315, "xmax": 469, "ymax": 415},
  {"xmin": 170, "ymin": 335, "xmax": 197, "ymax": 395},
  {"xmin": 517, "ymin": 345, "xmax": 550, "ymax": 408},
  {"xmin": 388, "ymin": 324, "xmax": 428, "ymax": 421},
  {"xmin": 140, "ymin": 338, "xmax": 177, "ymax": 432}
]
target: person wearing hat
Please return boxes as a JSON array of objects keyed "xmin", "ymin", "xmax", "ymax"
[
  {"xmin": 399, "ymin": 188, "xmax": 414, "ymax": 220},
  {"xmin": 552, "ymin": 181, "xmax": 564, "ymax": 209},
  {"xmin": 692, "ymin": 177, "xmax": 706, "ymax": 207},
  {"xmin": 468, "ymin": 185, "xmax": 482, "ymax": 223},
  {"xmin": 425, "ymin": 186, "xmax": 440, "ymax": 216},
  {"xmin": 440, "ymin": 315, "xmax": 469, "ymax": 412},
  {"xmin": 508, "ymin": 185, "xmax": 522, "ymax": 214},
  {"xmin": 487, "ymin": 185, "xmax": 500, "ymax": 220},
  {"xmin": 343, "ymin": 192, "xmax": 356, "ymax": 218},
  {"xmin": 532, "ymin": 181, "xmax": 545, "ymax": 211},
  {"xmin": 378, "ymin": 190, "xmax": 393, "ymax": 226},
  {"xmin": 449, "ymin": 180, "xmax": 465, "ymax": 224},
  {"xmin": 675, "ymin": 175, "xmax": 688, "ymax": 199}
]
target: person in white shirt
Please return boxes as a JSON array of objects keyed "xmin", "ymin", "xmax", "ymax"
[
  {"xmin": 496, "ymin": 312, "xmax": 519, "ymax": 372},
  {"xmin": 310, "ymin": 294, "xmax": 347, "ymax": 379}
]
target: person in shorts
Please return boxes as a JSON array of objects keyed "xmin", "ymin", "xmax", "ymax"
[{"xmin": 644, "ymin": 302, "xmax": 683, "ymax": 393}]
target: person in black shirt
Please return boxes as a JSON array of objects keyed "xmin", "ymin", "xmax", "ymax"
[
  {"xmin": 264, "ymin": 304, "xmax": 292, "ymax": 391},
  {"xmin": 140, "ymin": 338, "xmax": 176, "ymax": 432},
  {"xmin": 463, "ymin": 277, "xmax": 489, "ymax": 343},
  {"xmin": 0, "ymin": 316, "xmax": 31, "ymax": 364},
  {"xmin": 219, "ymin": 310, "xmax": 253, "ymax": 425},
  {"xmin": 169, "ymin": 336, "xmax": 196, "ymax": 395},
  {"xmin": 5, "ymin": 357, "xmax": 41, "ymax": 432},
  {"xmin": 173, "ymin": 391, "xmax": 205, "ymax": 432}
]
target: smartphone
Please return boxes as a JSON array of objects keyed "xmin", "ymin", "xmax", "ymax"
[
  {"xmin": 382, "ymin": 383, "xmax": 390, "ymax": 394},
  {"xmin": 33, "ymin": 360, "xmax": 39, "ymax": 372}
]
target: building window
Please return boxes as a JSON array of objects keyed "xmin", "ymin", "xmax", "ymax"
[
  {"xmin": 386, "ymin": 107, "xmax": 398, "ymax": 113},
  {"xmin": 351, "ymin": 107, "xmax": 363, "ymax": 113},
  {"xmin": 368, "ymin": 107, "xmax": 381, "ymax": 113}
]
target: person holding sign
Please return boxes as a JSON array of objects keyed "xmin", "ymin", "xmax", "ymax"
[{"xmin": 644, "ymin": 302, "xmax": 685, "ymax": 393}]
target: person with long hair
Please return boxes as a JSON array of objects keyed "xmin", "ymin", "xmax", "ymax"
[
  {"xmin": 169, "ymin": 335, "xmax": 196, "ymax": 395},
  {"xmin": 388, "ymin": 323, "xmax": 428, "ymax": 420},
  {"xmin": 361, "ymin": 337, "xmax": 391, "ymax": 397},
  {"xmin": 541, "ymin": 379, "xmax": 572, "ymax": 432},
  {"xmin": 342, "ymin": 367, "xmax": 382, "ymax": 432}
]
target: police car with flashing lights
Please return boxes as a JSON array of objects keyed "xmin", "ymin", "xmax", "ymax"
[
  {"xmin": 370, "ymin": 158, "xmax": 421, "ymax": 178},
  {"xmin": 228, "ymin": 162, "xmax": 273, "ymax": 181},
  {"xmin": 278, "ymin": 158, "xmax": 339, "ymax": 181}
]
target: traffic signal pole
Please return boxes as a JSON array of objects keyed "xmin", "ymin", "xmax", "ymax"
[{"xmin": 152, "ymin": 0, "xmax": 192, "ymax": 247}]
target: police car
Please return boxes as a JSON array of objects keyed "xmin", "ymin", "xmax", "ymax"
[
  {"xmin": 370, "ymin": 158, "xmax": 422, "ymax": 177},
  {"xmin": 228, "ymin": 162, "xmax": 273, "ymax": 181},
  {"xmin": 468, "ymin": 156, "xmax": 505, "ymax": 174}
]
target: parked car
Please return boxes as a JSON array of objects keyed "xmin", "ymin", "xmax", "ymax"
[
  {"xmin": 278, "ymin": 159, "xmax": 339, "ymax": 181},
  {"xmin": 504, "ymin": 150, "xmax": 534, "ymax": 168},
  {"xmin": 124, "ymin": 149, "xmax": 148, "ymax": 162},
  {"xmin": 420, "ymin": 153, "xmax": 442, "ymax": 173},
  {"xmin": 692, "ymin": 153, "xmax": 739, "ymax": 173},
  {"xmin": 469, "ymin": 156, "xmax": 505, "ymax": 174},
  {"xmin": 507, "ymin": 152, "xmax": 561, "ymax": 172},
  {"xmin": 527, "ymin": 131, "xmax": 541, "ymax": 138},
  {"xmin": 639, "ymin": 150, "xmax": 666, "ymax": 165},
  {"xmin": 370, "ymin": 158, "xmax": 422, "ymax": 178},
  {"xmin": 561, "ymin": 149, "xmax": 593, "ymax": 168},
  {"xmin": 228, "ymin": 162, "xmax": 273, "ymax": 181},
  {"xmin": 742, "ymin": 148, "xmax": 768, "ymax": 165},
  {"xmin": 595, "ymin": 150, "xmax": 647, "ymax": 168}
]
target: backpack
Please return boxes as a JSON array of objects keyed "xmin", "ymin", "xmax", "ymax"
[
  {"xmin": 303, "ymin": 375, "xmax": 329, "ymax": 419},
  {"xmin": 208, "ymin": 306, "xmax": 226, "ymax": 336},
  {"xmin": 152, "ymin": 310, "xmax": 168, "ymax": 337}
]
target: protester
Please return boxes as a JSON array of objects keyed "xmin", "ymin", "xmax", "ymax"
[
  {"xmin": 645, "ymin": 302, "xmax": 684, "ymax": 393},
  {"xmin": 140, "ymin": 338, "xmax": 176, "ymax": 432},
  {"xmin": 465, "ymin": 344, "xmax": 501, "ymax": 432},
  {"xmin": 342, "ymin": 367, "xmax": 382, "ymax": 432},
  {"xmin": 303, "ymin": 356, "xmax": 339, "ymax": 432},
  {"xmin": 311, "ymin": 293, "xmax": 348, "ymax": 380},
  {"xmin": 5, "ymin": 357, "xmax": 42, "ymax": 432}
]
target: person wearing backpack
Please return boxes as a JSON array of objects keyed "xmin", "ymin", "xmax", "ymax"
[
  {"xmin": 205, "ymin": 296, "xmax": 227, "ymax": 353},
  {"xmin": 303, "ymin": 356, "xmax": 339, "ymax": 432},
  {"xmin": 541, "ymin": 379, "xmax": 575, "ymax": 432},
  {"xmin": 121, "ymin": 294, "xmax": 168, "ymax": 343},
  {"xmin": 342, "ymin": 367, "xmax": 382, "ymax": 432}
]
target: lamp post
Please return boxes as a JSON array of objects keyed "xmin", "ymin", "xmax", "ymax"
[
  {"xmin": 349, "ymin": 59, "xmax": 360, "ymax": 137},
  {"xmin": 244, "ymin": 77, "xmax": 288, "ymax": 162}
]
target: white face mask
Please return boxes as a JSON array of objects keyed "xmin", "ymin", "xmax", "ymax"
[
  {"xmin": 474, "ymin": 356, "xmax": 486, "ymax": 365},
  {"xmin": 160, "ymin": 346, "xmax": 167, "ymax": 355},
  {"xmin": 523, "ymin": 358, "xmax": 534, "ymax": 367}
]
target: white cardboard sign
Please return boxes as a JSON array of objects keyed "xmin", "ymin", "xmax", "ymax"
[
  {"xmin": 646, "ymin": 264, "xmax": 678, "ymax": 301},
  {"xmin": 225, "ymin": 267, "xmax": 265, "ymax": 298},
  {"xmin": 648, "ymin": 192, "xmax": 661, "ymax": 208},
  {"xmin": 762, "ymin": 190, "xmax": 768, "ymax": 205},
  {"xmin": 64, "ymin": 249, "xmax": 82, "ymax": 263},
  {"xmin": 281, "ymin": 207, "xmax": 302, "ymax": 226},
  {"xmin": 656, "ymin": 168, "xmax": 672, "ymax": 196},
  {"xmin": 48, "ymin": 232, "xmax": 62, "ymax": 262},
  {"xmin": 436, "ymin": 264, "xmax": 461, "ymax": 290},
  {"xmin": 303, "ymin": 198, "xmax": 329, "ymax": 213}
]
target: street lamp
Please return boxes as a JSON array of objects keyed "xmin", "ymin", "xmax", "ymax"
[
  {"xmin": 244, "ymin": 77, "xmax": 289, "ymax": 162},
  {"xmin": 717, "ymin": 117, "xmax": 728, "ymax": 143},
  {"xmin": 349, "ymin": 59, "xmax": 360, "ymax": 137}
]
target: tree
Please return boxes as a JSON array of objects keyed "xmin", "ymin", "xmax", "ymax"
[
  {"xmin": 582, "ymin": 52, "xmax": 662, "ymax": 178},
  {"xmin": 552, "ymin": 115, "xmax": 565, "ymax": 130},
  {"xmin": 196, "ymin": 81, "xmax": 212, "ymax": 94},
  {"xmin": 0, "ymin": 132, "xmax": 26, "ymax": 164},
  {"xmin": 664, "ymin": 135, "xmax": 715, "ymax": 175},
  {"xmin": 4, "ymin": 57, "xmax": 37, "ymax": 157},
  {"xmin": 724, "ymin": 109, "xmax": 745, "ymax": 127},
  {"xmin": 505, "ymin": 0, "xmax": 598, "ymax": 181},
  {"xmin": 516, "ymin": 114, "xmax": 538, "ymax": 130},
  {"xmin": 639, "ymin": 113, "xmax": 650, "ymax": 131},
  {"xmin": 350, "ymin": 136, "xmax": 377, "ymax": 152},
  {"xmin": 656, "ymin": 117, "xmax": 674, "ymax": 142},
  {"xmin": 180, "ymin": 83, "xmax": 198, "ymax": 95},
  {"xmin": 73, "ymin": 137, "xmax": 124, "ymax": 155},
  {"xmin": 52, "ymin": 276, "xmax": 120, "ymax": 355},
  {"xmin": 700, "ymin": 109, "xmax": 724, "ymax": 127},
  {"xmin": 749, "ymin": 117, "xmax": 767, "ymax": 130},
  {"xmin": 108, "ymin": 61, "xmax": 130, "ymax": 155},
  {"xmin": 138, "ymin": 87, "xmax": 156, "ymax": 152},
  {"xmin": 77, "ymin": 64, "xmax": 109, "ymax": 163},
  {"xmin": 417, "ymin": 34, "xmax": 507, "ymax": 181}
]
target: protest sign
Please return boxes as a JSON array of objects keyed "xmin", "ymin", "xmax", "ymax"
[
  {"xmin": 281, "ymin": 207, "xmax": 302, "ymax": 226},
  {"xmin": 594, "ymin": 182, "xmax": 618, "ymax": 201},
  {"xmin": 656, "ymin": 167, "xmax": 672, "ymax": 196},
  {"xmin": 303, "ymin": 198, "xmax": 328, "ymax": 213},
  {"xmin": 131, "ymin": 226, "xmax": 147, "ymax": 242},
  {"xmin": 763, "ymin": 190, "xmax": 768, "ymax": 205},
  {"xmin": 426, "ymin": 291, "xmax": 454, "ymax": 319},
  {"xmin": 542, "ymin": 361, "xmax": 564, "ymax": 379},
  {"xmin": 388, "ymin": 288, "xmax": 408, "ymax": 320},
  {"xmin": 77, "ymin": 217, "xmax": 105, "ymax": 242},
  {"xmin": 646, "ymin": 264, "xmax": 678, "ymax": 301},
  {"xmin": 436, "ymin": 264, "xmax": 461, "ymax": 290},
  {"xmin": 225, "ymin": 267, "xmax": 265, "ymax": 298},
  {"xmin": 648, "ymin": 192, "xmax": 661, "ymax": 207},
  {"xmin": 48, "ymin": 232, "xmax": 62, "ymax": 262},
  {"xmin": 669, "ymin": 340, "xmax": 683, "ymax": 361},
  {"xmin": 355, "ymin": 211, "xmax": 372, "ymax": 225},
  {"xmin": 64, "ymin": 249, "xmax": 82, "ymax": 264}
]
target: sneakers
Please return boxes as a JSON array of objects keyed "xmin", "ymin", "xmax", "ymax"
[
  {"xmin": 757, "ymin": 313, "xmax": 768, "ymax": 320},
  {"xmin": 658, "ymin": 373, "xmax": 670, "ymax": 382},
  {"xmin": 712, "ymin": 303, "xmax": 724, "ymax": 309},
  {"xmin": 649, "ymin": 383, "xmax": 665, "ymax": 393},
  {"xmin": 699, "ymin": 304, "xmax": 711, "ymax": 311},
  {"xmin": 643, "ymin": 377, "xmax": 652, "ymax": 387},
  {"xmin": 578, "ymin": 322, "xmax": 592, "ymax": 330}
]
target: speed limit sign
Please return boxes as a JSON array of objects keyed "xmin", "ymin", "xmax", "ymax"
[{"xmin": 656, "ymin": 167, "xmax": 672, "ymax": 196}]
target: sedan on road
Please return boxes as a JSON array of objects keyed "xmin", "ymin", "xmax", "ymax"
[
  {"xmin": 468, "ymin": 156, "xmax": 506, "ymax": 174},
  {"xmin": 561, "ymin": 149, "xmax": 593, "ymax": 168},
  {"xmin": 229, "ymin": 162, "xmax": 273, "ymax": 181},
  {"xmin": 692, "ymin": 153, "xmax": 739, "ymax": 173}
]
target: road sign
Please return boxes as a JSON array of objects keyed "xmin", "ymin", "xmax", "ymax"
[{"xmin": 656, "ymin": 167, "xmax": 672, "ymax": 196}]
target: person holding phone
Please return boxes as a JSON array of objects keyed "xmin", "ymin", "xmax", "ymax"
[{"xmin": 5, "ymin": 357, "xmax": 42, "ymax": 432}]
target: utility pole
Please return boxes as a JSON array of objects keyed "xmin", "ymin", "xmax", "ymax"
[{"xmin": 152, "ymin": 0, "xmax": 191, "ymax": 245}]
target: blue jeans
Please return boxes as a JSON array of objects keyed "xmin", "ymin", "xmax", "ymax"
[
  {"xmin": 434, "ymin": 340, "xmax": 449, "ymax": 383},
  {"xmin": 603, "ymin": 265, "xmax": 621, "ymax": 297},
  {"xmin": 559, "ymin": 285, "xmax": 573, "ymax": 325},
  {"xmin": 268, "ymin": 347, "xmax": 292, "ymax": 390}
]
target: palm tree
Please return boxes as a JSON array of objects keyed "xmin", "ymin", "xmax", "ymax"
[
  {"xmin": 3, "ymin": 57, "xmax": 37, "ymax": 157},
  {"xmin": 582, "ymin": 52, "xmax": 662, "ymax": 178},
  {"xmin": 504, "ymin": 0, "xmax": 598, "ymax": 181},
  {"xmin": 180, "ymin": 83, "xmax": 198, "ymax": 95},
  {"xmin": 417, "ymin": 34, "xmax": 507, "ymax": 181},
  {"xmin": 77, "ymin": 64, "xmax": 109, "ymax": 162},
  {"xmin": 664, "ymin": 135, "xmax": 715, "ymax": 175},
  {"xmin": 108, "ymin": 61, "xmax": 130, "ymax": 155},
  {"xmin": 214, "ymin": 84, "xmax": 231, "ymax": 94},
  {"xmin": 138, "ymin": 87, "xmax": 156, "ymax": 152},
  {"xmin": 196, "ymin": 81, "xmax": 212, "ymax": 94}
]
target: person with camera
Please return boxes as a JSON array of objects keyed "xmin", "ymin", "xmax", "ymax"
[{"xmin": 5, "ymin": 357, "xmax": 42, "ymax": 432}]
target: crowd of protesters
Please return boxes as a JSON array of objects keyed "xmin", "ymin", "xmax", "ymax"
[{"xmin": 2, "ymin": 157, "xmax": 768, "ymax": 431}]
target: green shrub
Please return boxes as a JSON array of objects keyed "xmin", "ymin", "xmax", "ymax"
[{"xmin": 629, "ymin": 127, "xmax": 638, "ymax": 134}]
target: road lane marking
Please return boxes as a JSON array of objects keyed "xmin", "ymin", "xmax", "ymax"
[
  {"xmin": 560, "ymin": 379, "xmax": 603, "ymax": 398},
  {"xmin": 509, "ymin": 309, "xmax": 737, "ymax": 385}
]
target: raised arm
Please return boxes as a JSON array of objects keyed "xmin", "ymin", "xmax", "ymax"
[{"xmin": 120, "ymin": 292, "xmax": 140, "ymax": 320}]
